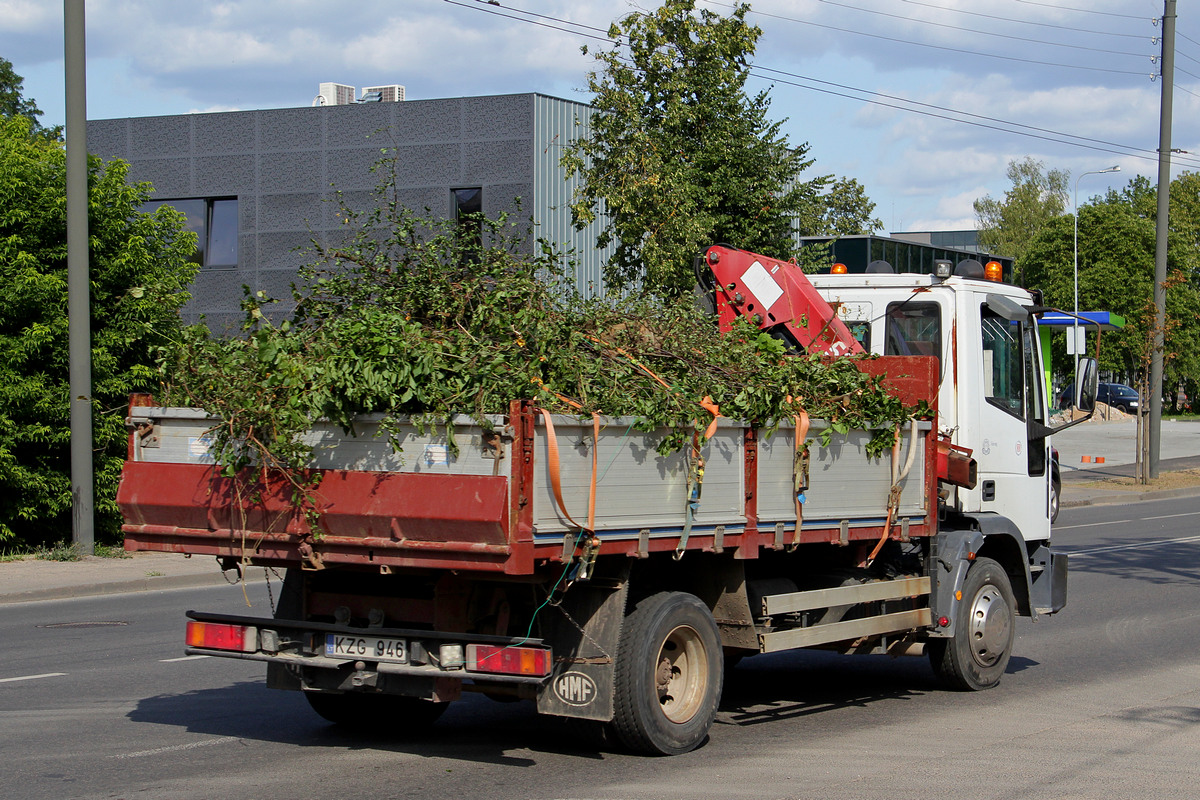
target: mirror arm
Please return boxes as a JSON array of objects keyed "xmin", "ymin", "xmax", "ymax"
[{"xmin": 1035, "ymin": 410, "xmax": 1095, "ymax": 440}]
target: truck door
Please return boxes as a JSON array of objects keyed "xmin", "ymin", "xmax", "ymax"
[{"xmin": 975, "ymin": 302, "xmax": 1050, "ymax": 540}]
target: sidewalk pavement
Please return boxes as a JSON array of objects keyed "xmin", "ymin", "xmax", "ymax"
[
  {"xmin": 1059, "ymin": 454, "xmax": 1200, "ymax": 509},
  {"xmin": 0, "ymin": 550, "xmax": 268, "ymax": 606}
]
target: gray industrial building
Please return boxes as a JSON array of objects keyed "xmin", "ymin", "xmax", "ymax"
[{"xmin": 88, "ymin": 93, "xmax": 607, "ymax": 329}]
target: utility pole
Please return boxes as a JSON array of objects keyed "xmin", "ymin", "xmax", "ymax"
[
  {"xmin": 1149, "ymin": 0, "xmax": 1175, "ymax": 479},
  {"xmin": 65, "ymin": 0, "xmax": 93, "ymax": 554}
]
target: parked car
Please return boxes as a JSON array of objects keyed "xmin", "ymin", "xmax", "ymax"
[{"xmin": 1059, "ymin": 382, "xmax": 1140, "ymax": 414}]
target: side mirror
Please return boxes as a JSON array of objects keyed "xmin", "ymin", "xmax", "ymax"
[
  {"xmin": 1041, "ymin": 356, "xmax": 1100, "ymax": 437},
  {"xmin": 1075, "ymin": 357, "xmax": 1098, "ymax": 413}
]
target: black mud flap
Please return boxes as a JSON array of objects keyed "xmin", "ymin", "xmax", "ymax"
[
  {"xmin": 535, "ymin": 562, "xmax": 630, "ymax": 722},
  {"xmin": 1029, "ymin": 543, "xmax": 1068, "ymax": 615}
]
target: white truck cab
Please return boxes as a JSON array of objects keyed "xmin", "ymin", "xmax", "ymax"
[{"xmin": 810, "ymin": 271, "xmax": 1059, "ymax": 548}]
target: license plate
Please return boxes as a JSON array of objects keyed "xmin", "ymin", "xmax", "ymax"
[{"xmin": 325, "ymin": 634, "xmax": 408, "ymax": 663}]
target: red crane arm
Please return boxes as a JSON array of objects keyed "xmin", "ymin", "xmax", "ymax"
[{"xmin": 702, "ymin": 245, "xmax": 864, "ymax": 356}]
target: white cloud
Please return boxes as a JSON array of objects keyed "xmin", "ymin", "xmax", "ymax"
[{"xmin": 6, "ymin": 0, "xmax": 1195, "ymax": 233}]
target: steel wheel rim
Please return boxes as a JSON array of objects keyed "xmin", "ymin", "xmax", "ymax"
[
  {"xmin": 968, "ymin": 585, "xmax": 1011, "ymax": 668},
  {"xmin": 656, "ymin": 624, "xmax": 709, "ymax": 724}
]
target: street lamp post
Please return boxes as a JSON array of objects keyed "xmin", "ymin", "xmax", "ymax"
[{"xmin": 1073, "ymin": 165, "xmax": 1120, "ymax": 396}]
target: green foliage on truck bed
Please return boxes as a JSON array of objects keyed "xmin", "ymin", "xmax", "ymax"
[{"xmin": 159, "ymin": 199, "xmax": 923, "ymax": 479}]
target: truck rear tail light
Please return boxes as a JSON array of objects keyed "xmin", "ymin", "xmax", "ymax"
[
  {"xmin": 186, "ymin": 620, "xmax": 252, "ymax": 652},
  {"xmin": 466, "ymin": 644, "xmax": 551, "ymax": 677}
]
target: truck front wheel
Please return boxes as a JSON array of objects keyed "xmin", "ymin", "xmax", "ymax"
[
  {"xmin": 929, "ymin": 557, "xmax": 1015, "ymax": 691},
  {"xmin": 612, "ymin": 592, "xmax": 723, "ymax": 755}
]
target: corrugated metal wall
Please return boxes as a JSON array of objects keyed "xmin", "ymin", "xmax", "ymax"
[{"xmin": 532, "ymin": 94, "xmax": 614, "ymax": 300}]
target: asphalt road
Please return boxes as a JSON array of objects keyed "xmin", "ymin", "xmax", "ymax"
[{"xmin": 4, "ymin": 497, "xmax": 1200, "ymax": 800}]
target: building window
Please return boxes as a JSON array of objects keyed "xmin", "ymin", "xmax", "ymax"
[
  {"xmin": 452, "ymin": 187, "xmax": 482, "ymax": 254},
  {"xmin": 143, "ymin": 197, "xmax": 238, "ymax": 269}
]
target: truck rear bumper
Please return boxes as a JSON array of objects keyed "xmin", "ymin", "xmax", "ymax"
[{"xmin": 184, "ymin": 610, "xmax": 552, "ymax": 687}]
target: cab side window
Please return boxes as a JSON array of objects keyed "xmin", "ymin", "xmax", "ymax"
[
  {"xmin": 980, "ymin": 304, "xmax": 1045, "ymax": 476},
  {"xmin": 981, "ymin": 309, "xmax": 1024, "ymax": 418},
  {"xmin": 884, "ymin": 302, "xmax": 941, "ymax": 363}
]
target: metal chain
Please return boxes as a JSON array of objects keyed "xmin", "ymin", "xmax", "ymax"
[{"xmin": 552, "ymin": 602, "xmax": 613, "ymax": 661}]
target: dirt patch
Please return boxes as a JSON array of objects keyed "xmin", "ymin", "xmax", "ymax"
[{"xmin": 1072, "ymin": 468, "xmax": 1200, "ymax": 494}]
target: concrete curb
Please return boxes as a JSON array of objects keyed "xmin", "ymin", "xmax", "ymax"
[
  {"xmin": 0, "ymin": 565, "xmax": 266, "ymax": 606},
  {"xmin": 1060, "ymin": 485, "xmax": 1200, "ymax": 510}
]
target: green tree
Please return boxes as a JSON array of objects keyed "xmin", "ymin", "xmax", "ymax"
[
  {"xmin": 1102, "ymin": 173, "xmax": 1200, "ymax": 406},
  {"xmin": 0, "ymin": 56, "xmax": 42, "ymax": 120},
  {"xmin": 563, "ymin": 0, "xmax": 820, "ymax": 296},
  {"xmin": 1019, "ymin": 190, "xmax": 1200, "ymax": 393},
  {"xmin": 1108, "ymin": 172, "xmax": 1200, "ymax": 282},
  {"xmin": 0, "ymin": 115, "xmax": 198, "ymax": 547},
  {"xmin": 974, "ymin": 157, "xmax": 1069, "ymax": 274},
  {"xmin": 812, "ymin": 176, "xmax": 884, "ymax": 236},
  {"xmin": 0, "ymin": 56, "xmax": 58, "ymax": 138}
]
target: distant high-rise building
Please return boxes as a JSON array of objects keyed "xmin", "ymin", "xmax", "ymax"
[
  {"xmin": 315, "ymin": 82, "xmax": 356, "ymax": 106},
  {"xmin": 360, "ymin": 84, "xmax": 405, "ymax": 103}
]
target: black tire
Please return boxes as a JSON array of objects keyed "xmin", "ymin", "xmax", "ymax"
[
  {"xmin": 305, "ymin": 691, "xmax": 447, "ymax": 731},
  {"xmin": 929, "ymin": 557, "xmax": 1015, "ymax": 691},
  {"xmin": 1050, "ymin": 472, "xmax": 1061, "ymax": 523},
  {"xmin": 612, "ymin": 592, "xmax": 723, "ymax": 756}
]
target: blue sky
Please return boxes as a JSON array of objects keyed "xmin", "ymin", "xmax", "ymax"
[{"xmin": 5, "ymin": 0, "xmax": 1195, "ymax": 232}]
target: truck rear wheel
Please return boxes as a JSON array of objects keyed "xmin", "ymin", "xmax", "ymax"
[
  {"xmin": 612, "ymin": 592, "xmax": 722, "ymax": 755},
  {"xmin": 929, "ymin": 557, "xmax": 1015, "ymax": 690},
  {"xmin": 304, "ymin": 691, "xmax": 448, "ymax": 731}
]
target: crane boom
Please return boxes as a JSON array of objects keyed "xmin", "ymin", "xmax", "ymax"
[{"xmin": 701, "ymin": 245, "xmax": 864, "ymax": 356}]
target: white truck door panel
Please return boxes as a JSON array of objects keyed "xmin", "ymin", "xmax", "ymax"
[{"xmin": 968, "ymin": 301, "xmax": 1052, "ymax": 541}]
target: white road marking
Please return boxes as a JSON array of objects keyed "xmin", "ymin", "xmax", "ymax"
[
  {"xmin": 1057, "ymin": 512, "xmax": 1200, "ymax": 532},
  {"xmin": 159, "ymin": 655, "xmax": 211, "ymax": 662},
  {"xmin": 1055, "ymin": 519, "xmax": 1129, "ymax": 531},
  {"xmin": 1067, "ymin": 534, "xmax": 1200, "ymax": 559},
  {"xmin": 0, "ymin": 672, "xmax": 68, "ymax": 683},
  {"xmin": 111, "ymin": 736, "xmax": 242, "ymax": 759}
]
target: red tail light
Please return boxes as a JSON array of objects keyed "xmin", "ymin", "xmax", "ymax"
[
  {"xmin": 186, "ymin": 620, "xmax": 251, "ymax": 652},
  {"xmin": 466, "ymin": 644, "xmax": 551, "ymax": 677}
]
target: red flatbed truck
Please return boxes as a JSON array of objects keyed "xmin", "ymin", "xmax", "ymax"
[{"xmin": 117, "ymin": 245, "xmax": 1094, "ymax": 755}]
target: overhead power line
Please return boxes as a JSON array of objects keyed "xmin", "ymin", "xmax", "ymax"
[
  {"xmin": 1175, "ymin": 65, "xmax": 1200, "ymax": 82},
  {"xmin": 443, "ymin": 0, "xmax": 612, "ymax": 43},
  {"xmin": 749, "ymin": 63, "xmax": 1199, "ymax": 169},
  {"xmin": 449, "ymin": 1, "xmax": 1200, "ymax": 171},
  {"xmin": 805, "ymin": 0, "xmax": 1153, "ymax": 57},
  {"xmin": 699, "ymin": 0, "xmax": 1152, "ymax": 76},
  {"xmin": 899, "ymin": 0, "xmax": 1154, "ymax": 40},
  {"xmin": 1011, "ymin": 0, "xmax": 1153, "ymax": 20},
  {"xmin": 749, "ymin": 66, "xmax": 1200, "ymax": 171}
]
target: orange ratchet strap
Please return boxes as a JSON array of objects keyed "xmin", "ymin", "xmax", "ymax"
[{"xmin": 538, "ymin": 409, "xmax": 599, "ymax": 534}]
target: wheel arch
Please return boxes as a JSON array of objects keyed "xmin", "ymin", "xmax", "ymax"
[
  {"xmin": 935, "ymin": 513, "xmax": 1034, "ymax": 635},
  {"xmin": 954, "ymin": 512, "xmax": 1034, "ymax": 617}
]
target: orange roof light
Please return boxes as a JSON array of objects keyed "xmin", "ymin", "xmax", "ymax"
[
  {"xmin": 984, "ymin": 261, "xmax": 1004, "ymax": 282},
  {"xmin": 831, "ymin": 262, "xmax": 848, "ymax": 274}
]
